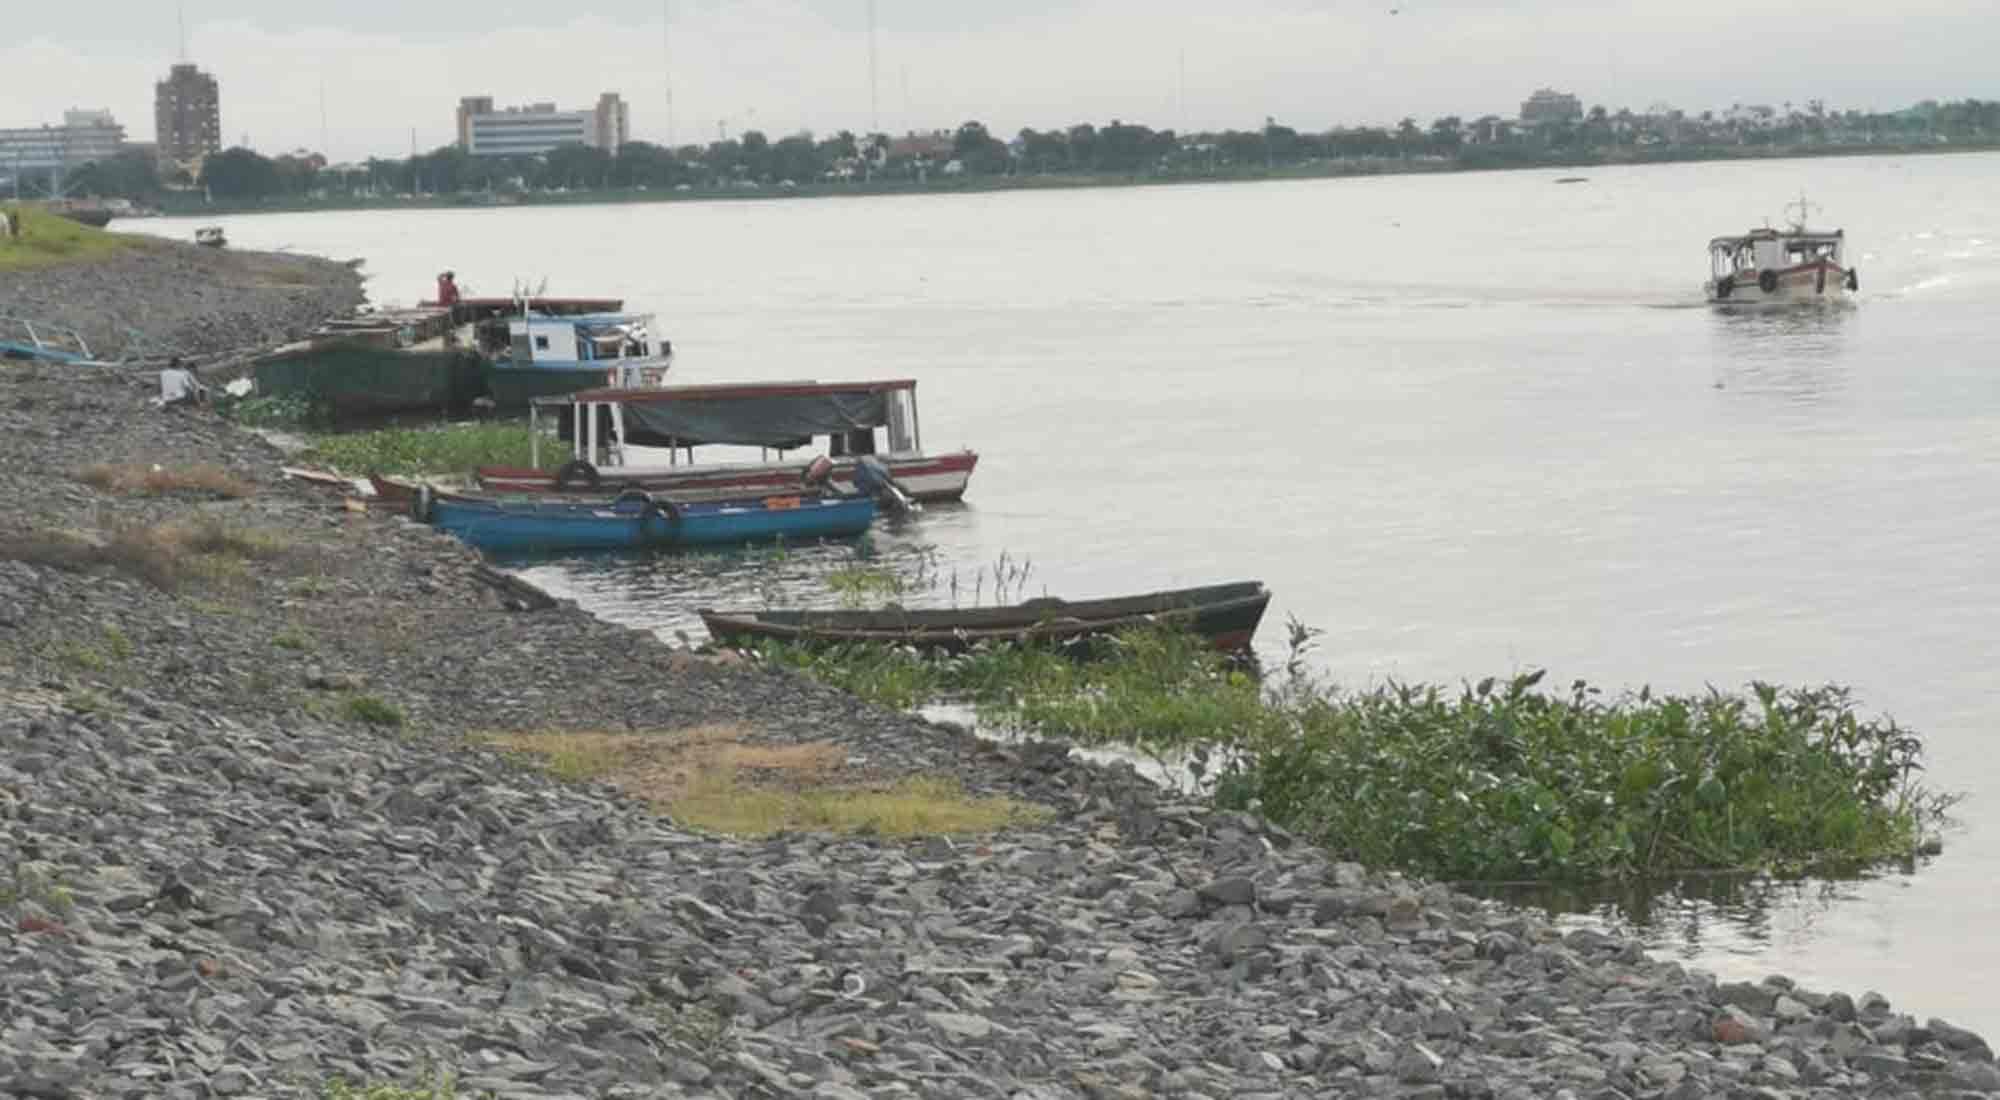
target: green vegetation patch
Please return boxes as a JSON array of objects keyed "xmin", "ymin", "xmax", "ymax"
[
  {"xmin": 749, "ymin": 630, "xmax": 1956, "ymax": 882},
  {"xmin": 0, "ymin": 204, "xmax": 144, "ymax": 271},
  {"xmin": 296, "ymin": 423, "xmax": 553, "ymax": 478},
  {"xmin": 343, "ymin": 694, "xmax": 405, "ymax": 728},
  {"xmin": 484, "ymin": 724, "xmax": 1046, "ymax": 838},
  {"xmin": 321, "ymin": 1074, "xmax": 486, "ymax": 1100}
]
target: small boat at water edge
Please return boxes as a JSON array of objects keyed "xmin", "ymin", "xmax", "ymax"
[
  {"xmin": 211, "ymin": 306, "xmax": 483, "ymax": 418},
  {"xmin": 0, "ymin": 317, "xmax": 101, "ymax": 365},
  {"xmin": 477, "ymin": 379, "xmax": 978, "ymax": 502},
  {"xmin": 1707, "ymin": 194, "xmax": 1857, "ymax": 304},
  {"xmin": 416, "ymin": 487, "xmax": 878, "ymax": 554},
  {"xmin": 700, "ymin": 581, "xmax": 1273, "ymax": 655}
]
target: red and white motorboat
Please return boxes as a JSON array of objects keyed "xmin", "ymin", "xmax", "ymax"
[
  {"xmin": 1706, "ymin": 195, "xmax": 1859, "ymax": 304},
  {"xmin": 477, "ymin": 378, "xmax": 978, "ymax": 503}
]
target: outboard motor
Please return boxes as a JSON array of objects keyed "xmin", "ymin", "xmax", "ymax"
[
  {"xmin": 800, "ymin": 455, "xmax": 836, "ymax": 490},
  {"xmin": 852, "ymin": 456, "xmax": 918, "ymax": 515}
]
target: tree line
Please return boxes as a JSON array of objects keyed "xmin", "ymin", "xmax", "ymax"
[{"xmin": 50, "ymin": 98, "xmax": 2000, "ymax": 203}]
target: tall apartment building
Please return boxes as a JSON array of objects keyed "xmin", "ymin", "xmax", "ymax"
[
  {"xmin": 155, "ymin": 62, "xmax": 222, "ymax": 174},
  {"xmin": 1520, "ymin": 88, "xmax": 1583, "ymax": 125},
  {"xmin": 456, "ymin": 92, "xmax": 630, "ymax": 158}
]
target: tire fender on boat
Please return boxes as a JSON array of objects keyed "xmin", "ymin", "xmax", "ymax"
[
  {"xmin": 1847, "ymin": 267, "xmax": 1860, "ymax": 291},
  {"xmin": 1713, "ymin": 276, "xmax": 1734, "ymax": 300},
  {"xmin": 1816, "ymin": 266, "xmax": 1827, "ymax": 294},
  {"xmin": 410, "ymin": 484, "xmax": 434, "ymax": 524},
  {"xmin": 555, "ymin": 458, "xmax": 602, "ymax": 492},
  {"xmin": 1758, "ymin": 269, "xmax": 1779, "ymax": 294}
]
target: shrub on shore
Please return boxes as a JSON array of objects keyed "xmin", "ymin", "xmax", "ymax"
[
  {"xmin": 747, "ymin": 631, "xmax": 1955, "ymax": 882},
  {"xmin": 295, "ymin": 424, "xmax": 553, "ymax": 477}
]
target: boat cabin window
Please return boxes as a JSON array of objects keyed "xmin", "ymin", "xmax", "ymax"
[
  {"xmin": 534, "ymin": 334, "xmax": 551, "ymax": 351},
  {"xmin": 829, "ymin": 429, "xmax": 877, "ymax": 457},
  {"xmin": 885, "ymin": 388, "xmax": 918, "ymax": 453}
]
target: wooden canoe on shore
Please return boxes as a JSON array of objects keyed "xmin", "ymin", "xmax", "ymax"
[{"xmin": 699, "ymin": 581, "xmax": 1272, "ymax": 655}]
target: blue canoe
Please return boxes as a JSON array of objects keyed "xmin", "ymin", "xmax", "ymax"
[{"xmin": 422, "ymin": 489, "xmax": 877, "ymax": 554}]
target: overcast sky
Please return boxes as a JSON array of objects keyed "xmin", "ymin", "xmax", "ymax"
[{"xmin": 6, "ymin": 0, "xmax": 1994, "ymax": 162}]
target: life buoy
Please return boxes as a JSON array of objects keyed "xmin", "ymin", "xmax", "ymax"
[
  {"xmin": 555, "ymin": 458, "xmax": 602, "ymax": 492},
  {"xmin": 1846, "ymin": 268, "xmax": 1860, "ymax": 292},
  {"xmin": 1758, "ymin": 269, "xmax": 1779, "ymax": 294},
  {"xmin": 1714, "ymin": 277, "xmax": 1734, "ymax": 300}
]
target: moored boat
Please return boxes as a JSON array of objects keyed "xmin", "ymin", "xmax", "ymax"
[
  {"xmin": 476, "ymin": 379, "xmax": 978, "ymax": 502},
  {"xmin": 237, "ymin": 307, "xmax": 485, "ymax": 418},
  {"xmin": 1706, "ymin": 195, "xmax": 1857, "ymax": 304},
  {"xmin": 416, "ymin": 487, "xmax": 877, "ymax": 554},
  {"xmin": 700, "ymin": 581, "xmax": 1273, "ymax": 654},
  {"xmin": 480, "ymin": 310, "xmax": 674, "ymax": 408},
  {"xmin": 0, "ymin": 316, "xmax": 100, "ymax": 365}
]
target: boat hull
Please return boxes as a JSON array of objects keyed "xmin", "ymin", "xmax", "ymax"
[
  {"xmin": 477, "ymin": 451, "xmax": 979, "ymax": 503},
  {"xmin": 484, "ymin": 364, "xmax": 670, "ymax": 409},
  {"xmin": 1708, "ymin": 260, "xmax": 1854, "ymax": 304},
  {"xmin": 250, "ymin": 344, "xmax": 486, "ymax": 417},
  {"xmin": 426, "ymin": 491, "xmax": 877, "ymax": 554},
  {"xmin": 700, "ymin": 581, "xmax": 1272, "ymax": 655}
]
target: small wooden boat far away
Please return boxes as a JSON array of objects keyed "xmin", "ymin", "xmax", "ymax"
[{"xmin": 699, "ymin": 581, "xmax": 1273, "ymax": 654}]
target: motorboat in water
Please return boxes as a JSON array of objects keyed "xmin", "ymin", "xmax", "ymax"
[{"xmin": 1706, "ymin": 194, "xmax": 1858, "ymax": 304}]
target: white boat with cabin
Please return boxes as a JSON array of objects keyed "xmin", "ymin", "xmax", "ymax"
[
  {"xmin": 1706, "ymin": 195, "xmax": 1858, "ymax": 304},
  {"xmin": 475, "ymin": 379, "xmax": 979, "ymax": 502}
]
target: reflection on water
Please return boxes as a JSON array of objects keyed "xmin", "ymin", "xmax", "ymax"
[
  {"xmin": 504, "ymin": 508, "xmax": 996, "ymax": 644},
  {"xmin": 1467, "ymin": 862, "xmax": 1934, "ymax": 965}
]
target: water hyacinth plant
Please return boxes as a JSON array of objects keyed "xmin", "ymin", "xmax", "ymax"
[{"xmin": 747, "ymin": 627, "xmax": 1955, "ymax": 883}]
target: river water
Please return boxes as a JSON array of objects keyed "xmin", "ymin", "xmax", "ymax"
[{"xmin": 133, "ymin": 152, "xmax": 2000, "ymax": 1031}]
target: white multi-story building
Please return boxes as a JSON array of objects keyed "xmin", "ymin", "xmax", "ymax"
[
  {"xmin": 0, "ymin": 109, "xmax": 127, "ymax": 183},
  {"xmin": 456, "ymin": 93, "xmax": 630, "ymax": 158}
]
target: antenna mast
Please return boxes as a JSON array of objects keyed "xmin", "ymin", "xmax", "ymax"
[
  {"xmin": 867, "ymin": 0, "xmax": 880, "ymax": 133},
  {"xmin": 177, "ymin": 1, "xmax": 189, "ymax": 62},
  {"xmin": 663, "ymin": 0, "xmax": 677, "ymax": 147}
]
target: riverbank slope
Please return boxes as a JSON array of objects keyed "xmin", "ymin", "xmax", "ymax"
[
  {"xmin": 2, "ymin": 249, "xmax": 1997, "ymax": 1098},
  {"xmin": 1, "ymin": 207, "xmax": 364, "ymax": 361}
]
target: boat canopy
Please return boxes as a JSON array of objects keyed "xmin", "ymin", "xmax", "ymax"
[
  {"xmin": 1708, "ymin": 227, "xmax": 1844, "ymax": 250},
  {"xmin": 559, "ymin": 380, "xmax": 918, "ymax": 448}
]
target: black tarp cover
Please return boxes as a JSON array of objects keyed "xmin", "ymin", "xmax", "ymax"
[{"xmin": 613, "ymin": 390, "xmax": 893, "ymax": 448}]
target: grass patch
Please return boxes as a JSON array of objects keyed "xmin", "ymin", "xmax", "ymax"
[
  {"xmin": 296, "ymin": 423, "xmax": 554, "ymax": 477},
  {"xmin": 746, "ymin": 628, "xmax": 1958, "ymax": 882},
  {"xmin": 0, "ymin": 204, "xmax": 143, "ymax": 271},
  {"xmin": 77, "ymin": 463, "xmax": 255, "ymax": 500},
  {"xmin": 0, "ymin": 865, "xmax": 75, "ymax": 913},
  {"xmin": 321, "ymin": 1074, "xmax": 484, "ymax": 1100},
  {"xmin": 343, "ymin": 694, "xmax": 405, "ymax": 728},
  {"xmin": 0, "ymin": 518, "xmax": 292, "ymax": 591},
  {"xmin": 484, "ymin": 723, "xmax": 1044, "ymax": 838},
  {"xmin": 273, "ymin": 631, "xmax": 312, "ymax": 651}
]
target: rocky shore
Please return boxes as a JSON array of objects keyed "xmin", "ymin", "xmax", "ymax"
[
  {"xmin": 0, "ymin": 235, "xmax": 364, "ymax": 361},
  {"xmin": 3, "ymin": 247, "xmax": 1999, "ymax": 1098}
]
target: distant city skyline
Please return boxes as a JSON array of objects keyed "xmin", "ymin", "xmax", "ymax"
[{"xmin": 5, "ymin": 0, "xmax": 1994, "ymax": 163}]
